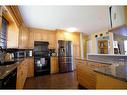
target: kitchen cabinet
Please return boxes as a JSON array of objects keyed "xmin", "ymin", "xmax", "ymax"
[
  {"xmin": 48, "ymin": 32, "xmax": 57, "ymax": 49},
  {"xmin": 72, "ymin": 33, "xmax": 81, "ymax": 59},
  {"xmin": 27, "ymin": 57, "xmax": 34, "ymax": 77},
  {"xmin": 7, "ymin": 23, "xmax": 19, "ymax": 48},
  {"xmin": 16, "ymin": 59, "xmax": 28, "ymax": 89},
  {"xmin": 76, "ymin": 60, "xmax": 110, "ymax": 89},
  {"xmin": 33, "ymin": 31, "xmax": 42, "ymax": 41},
  {"xmin": 1, "ymin": 6, "xmax": 20, "ymax": 48},
  {"xmin": 0, "ymin": 6, "xmax": 27, "ymax": 48},
  {"xmin": 76, "ymin": 63, "xmax": 96, "ymax": 89},
  {"xmin": 56, "ymin": 30, "xmax": 81, "ymax": 58},
  {"xmin": 98, "ymin": 40, "xmax": 108, "ymax": 54},
  {"xmin": 50, "ymin": 57, "xmax": 59, "ymax": 74},
  {"xmin": 28, "ymin": 28, "xmax": 57, "ymax": 49},
  {"xmin": 110, "ymin": 6, "xmax": 125, "ymax": 28},
  {"xmin": 96, "ymin": 72, "xmax": 127, "ymax": 89},
  {"xmin": 28, "ymin": 30, "xmax": 34, "ymax": 49},
  {"xmin": 18, "ymin": 25, "xmax": 29, "ymax": 49},
  {"xmin": 56, "ymin": 30, "xmax": 65, "ymax": 40}
]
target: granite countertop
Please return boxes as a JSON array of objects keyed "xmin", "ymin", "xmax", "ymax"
[
  {"xmin": 75, "ymin": 58, "xmax": 127, "ymax": 82},
  {"xmin": 0, "ymin": 63, "xmax": 18, "ymax": 80},
  {"xmin": 75, "ymin": 58, "xmax": 112, "ymax": 65},
  {"xmin": 87, "ymin": 53, "xmax": 127, "ymax": 56},
  {"xmin": 94, "ymin": 64, "xmax": 127, "ymax": 82},
  {"xmin": 0, "ymin": 58, "xmax": 25, "ymax": 80}
]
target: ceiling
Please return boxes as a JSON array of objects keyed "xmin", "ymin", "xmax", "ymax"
[{"xmin": 19, "ymin": 6, "xmax": 111, "ymax": 34}]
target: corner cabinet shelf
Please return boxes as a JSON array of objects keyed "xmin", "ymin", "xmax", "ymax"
[{"xmin": 98, "ymin": 40, "xmax": 108, "ymax": 54}]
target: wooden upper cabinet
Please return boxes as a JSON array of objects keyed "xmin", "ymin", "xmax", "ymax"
[
  {"xmin": 7, "ymin": 23, "xmax": 19, "ymax": 48},
  {"xmin": 28, "ymin": 30, "xmax": 34, "ymax": 49},
  {"xmin": 28, "ymin": 28, "xmax": 57, "ymax": 49},
  {"xmin": 42, "ymin": 31, "xmax": 48, "ymax": 41},
  {"xmin": 34, "ymin": 31, "xmax": 42, "ymax": 41},
  {"xmin": 48, "ymin": 31, "xmax": 57, "ymax": 49},
  {"xmin": 56, "ymin": 30, "xmax": 65, "ymax": 40},
  {"xmin": 18, "ymin": 25, "xmax": 29, "ymax": 49},
  {"xmin": 1, "ymin": 6, "xmax": 28, "ymax": 49},
  {"xmin": 1, "ymin": 6, "xmax": 19, "ymax": 48}
]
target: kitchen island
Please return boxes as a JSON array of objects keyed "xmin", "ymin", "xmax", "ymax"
[
  {"xmin": 75, "ymin": 58, "xmax": 127, "ymax": 89},
  {"xmin": 87, "ymin": 54, "xmax": 127, "ymax": 64}
]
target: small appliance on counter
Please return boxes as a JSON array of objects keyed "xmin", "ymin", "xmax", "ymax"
[
  {"xmin": 26, "ymin": 49, "xmax": 33, "ymax": 57},
  {"xmin": 13, "ymin": 51, "xmax": 26, "ymax": 58},
  {"xmin": 49, "ymin": 49, "xmax": 57, "ymax": 56},
  {"xmin": 0, "ymin": 68, "xmax": 17, "ymax": 89},
  {"xmin": 4, "ymin": 53, "xmax": 14, "ymax": 62}
]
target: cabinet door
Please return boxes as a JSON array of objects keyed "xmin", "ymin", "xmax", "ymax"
[
  {"xmin": 48, "ymin": 32, "xmax": 56, "ymax": 49},
  {"xmin": 16, "ymin": 59, "xmax": 28, "ymax": 89},
  {"xmin": 76, "ymin": 63, "xmax": 96, "ymax": 89},
  {"xmin": 27, "ymin": 58, "xmax": 34, "ymax": 77},
  {"xmin": 34, "ymin": 31, "xmax": 42, "ymax": 41},
  {"xmin": 19, "ymin": 26, "xmax": 29, "ymax": 49},
  {"xmin": 42, "ymin": 31, "xmax": 48, "ymax": 41},
  {"xmin": 56, "ymin": 31, "xmax": 65, "ymax": 40},
  {"xmin": 51, "ymin": 57, "xmax": 58, "ymax": 74},
  {"xmin": 16, "ymin": 64, "xmax": 24, "ymax": 89},
  {"xmin": 7, "ymin": 23, "xmax": 19, "ymax": 48},
  {"xmin": 28, "ymin": 31, "xmax": 34, "ymax": 49}
]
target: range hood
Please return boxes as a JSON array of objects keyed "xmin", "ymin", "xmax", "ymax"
[{"xmin": 109, "ymin": 24, "xmax": 127, "ymax": 36}]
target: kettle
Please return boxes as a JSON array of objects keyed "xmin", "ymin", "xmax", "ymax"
[{"xmin": 4, "ymin": 53, "xmax": 14, "ymax": 61}]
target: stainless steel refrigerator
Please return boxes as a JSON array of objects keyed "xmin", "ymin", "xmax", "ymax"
[{"xmin": 58, "ymin": 40, "xmax": 73, "ymax": 73}]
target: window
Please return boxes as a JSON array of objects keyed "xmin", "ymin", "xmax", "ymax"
[{"xmin": 0, "ymin": 17, "xmax": 8, "ymax": 49}]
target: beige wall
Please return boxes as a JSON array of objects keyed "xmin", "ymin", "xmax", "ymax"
[
  {"xmin": 88, "ymin": 29, "xmax": 114, "ymax": 54},
  {"xmin": 83, "ymin": 35, "xmax": 89, "ymax": 58}
]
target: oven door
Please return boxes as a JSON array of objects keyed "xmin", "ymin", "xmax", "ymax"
[{"xmin": 34, "ymin": 57, "xmax": 50, "ymax": 74}]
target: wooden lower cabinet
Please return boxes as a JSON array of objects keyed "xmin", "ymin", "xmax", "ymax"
[
  {"xmin": 27, "ymin": 58, "xmax": 34, "ymax": 77},
  {"xmin": 76, "ymin": 62, "xmax": 127, "ymax": 89},
  {"xmin": 16, "ymin": 59, "xmax": 28, "ymax": 89},
  {"xmin": 96, "ymin": 73, "xmax": 127, "ymax": 89},
  {"xmin": 50, "ymin": 57, "xmax": 59, "ymax": 74},
  {"xmin": 76, "ymin": 63, "xmax": 96, "ymax": 89}
]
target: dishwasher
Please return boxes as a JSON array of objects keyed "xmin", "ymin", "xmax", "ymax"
[{"xmin": 0, "ymin": 68, "xmax": 17, "ymax": 89}]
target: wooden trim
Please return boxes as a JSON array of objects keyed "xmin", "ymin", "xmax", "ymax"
[{"xmin": 4, "ymin": 6, "xmax": 24, "ymax": 27}]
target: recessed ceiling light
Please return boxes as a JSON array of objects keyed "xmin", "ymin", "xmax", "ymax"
[{"xmin": 65, "ymin": 27, "xmax": 78, "ymax": 32}]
